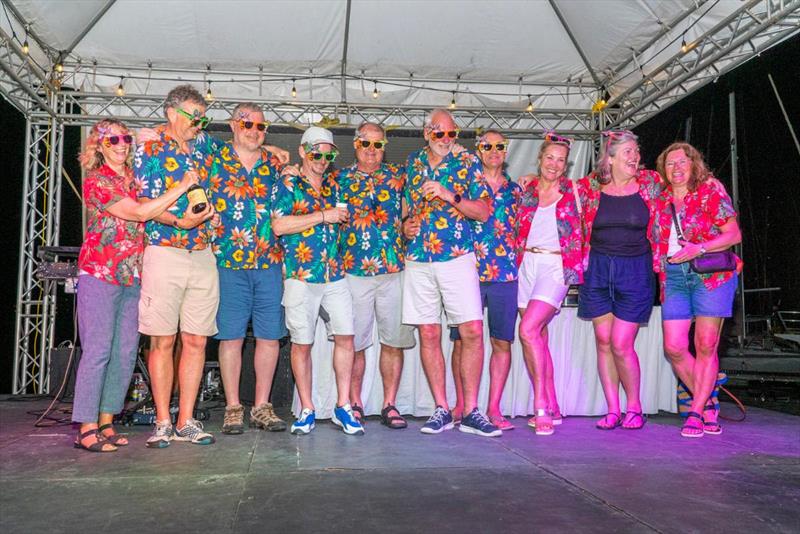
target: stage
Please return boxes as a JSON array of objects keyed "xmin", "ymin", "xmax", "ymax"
[{"xmin": 1, "ymin": 398, "xmax": 798, "ymax": 533}]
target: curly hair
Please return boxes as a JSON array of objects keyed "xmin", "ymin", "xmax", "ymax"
[
  {"xmin": 163, "ymin": 84, "xmax": 205, "ymax": 116},
  {"xmin": 594, "ymin": 130, "xmax": 639, "ymax": 185},
  {"xmin": 78, "ymin": 119, "xmax": 132, "ymax": 171},
  {"xmin": 655, "ymin": 141, "xmax": 710, "ymax": 192}
]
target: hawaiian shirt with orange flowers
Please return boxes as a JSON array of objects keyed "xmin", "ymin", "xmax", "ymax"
[
  {"xmin": 270, "ymin": 170, "xmax": 343, "ymax": 283},
  {"xmin": 653, "ymin": 177, "xmax": 742, "ymax": 298},
  {"xmin": 404, "ymin": 148, "xmax": 489, "ymax": 262},
  {"xmin": 208, "ymin": 143, "xmax": 284, "ymax": 270},
  {"xmin": 578, "ymin": 169, "xmax": 665, "ymax": 273},
  {"xmin": 337, "ymin": 162, "xmax": 406, "ymax": 276},
  {"xmin": 134, "ymin": 131, "xmax": 218, "ymax": 250},
  {"xmin": 78, "ymin": 165, "xmax": 144, "ymax": 286},
  {"xmin": 471, "ymin": 174, "xmax": 520, "ymax": 282},
  {"xmin": 516, "ymin": 176, "xmax": 584, "ymax": 285}
]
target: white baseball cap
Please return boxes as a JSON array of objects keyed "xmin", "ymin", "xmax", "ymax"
[{"xmin": 300, "ymin": 126, "xmax": 337, "ymax": 149}]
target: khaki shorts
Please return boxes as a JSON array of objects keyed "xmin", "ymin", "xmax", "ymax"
[
  {"xmin": 402, "ymin": 253, "xmax": 483, "ymax": 326},
  {"xmin": 346, "ymin": 273, "xmax": 416, "ymax": 352},
  {"xmin": 283, "ymin": 278, "xmax": 354, "ymax": 345},
  {"xmin": 139, "ymin": 246, "xmax": 219, "ymax": 336},
  {"xmin": 517, "ymin": 252, "xmax": 570, "ymax": 310}
]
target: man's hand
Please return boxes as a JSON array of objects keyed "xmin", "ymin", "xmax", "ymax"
[
  {"xmin": 281, "ymin": 164, "xmax": 300, "ymax": 177},
  {"xmin": 179, "ymin": 202, "xmax": 214, "ymax": 229},
  {"xmin": 321, "ymin": 206, "xmax": 349, "ymax": 224},
  {"xmin": 178, "ymin": 170, "xmax": 200, "ymax": 192},
  {"xmin": 403, "ymin": 216, "xmax": 421, "ymax": 239},
  {"xmin": 421, "ymin": 180, "xmax": 454, "ymax": 203},
  {"xmin": 136, "ymin": 127, "xmax": 160, "ymax": 144},
  {"xmin": 266, "ymin": 145, "xmax": 290, "ymax": 165}
]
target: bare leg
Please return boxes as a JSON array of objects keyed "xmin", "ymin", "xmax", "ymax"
[
  {"xmin": 450, "ymin": 339, "xmax": 464, "ymax": 419},
  {"xmin": 380, "ymin": 344, "xmax": 404, "ymax": 408},
  {"xmin": 332, "ymin": 334, "xmax": 355, "ymax": 407},
  {"xmin": 176, "ymin": 332, "xmax": 207, "ymax": 428},
  {"xmin": 148, "ymin": 334, "xmax": 177, "ymax": 423},
  {"xmin": 218, "ymin": 338, "xmax": 244, "ymax": 407},
  {"xmin": 418, "ymin": 324, "xmax": 448, "ymax": 409},
  {"xmin": 486, "ymin": 337, "xmax": 511, "ymax": 418},
  {"xmin": 592, "ymin": 314, "xmax": 621, "ymax": 426},
  {"xmin": 291, "ymin": 343, "xmax": 314, "ymax": 411},
  {"xmin": 519, "ymin": 301, "xmax": 559, "ymax": 428},
  {"xmin": 608, "ymin": 318, "xmax": 643, "ymax": 427},
  {"xmin": 253, "ymin": 338, "xmax": 280, "ymax": 406},
  {"xmin": 457, "ymin": 319, "xmax": 485, "ymax": 413},
  {"xmin": 692, "ymin": 317, "xmax": 725, "ymax": 424},
  {"xmin": 350, "ymin": 349, "xmax": 366, "ymax": 410}
]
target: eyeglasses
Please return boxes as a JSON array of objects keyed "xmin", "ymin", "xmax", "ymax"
[
  {"xmin": 355, "ymin": 139, "xmax": 387, "ymax": 150},
  {"xmin": 544, "ymin": 132, "xmax": 573, "ymax": 148},
  {"xmin": 307, "ymin": 151, "xmax": 338, "ymax": 162},
  {"xmin": 428, "ymin": 129, "xmax": 460, "ymax": 140},
  {"xmin": 238, "ymin": 120, "xmax": 269, "ymax": 132},
  {"xmin": 102, "ymin": 134, "xmax": 133, "ymax": 146},
  {"xmin": 477, "ymin": 142, "xmax": 507, "ymax": 153},
  {"xmin": 176, "ymin": 108, "xmax": 211, "ymax": 129}
]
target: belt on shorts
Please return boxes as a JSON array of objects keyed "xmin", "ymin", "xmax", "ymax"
[{"xmin": 525, "ymin": 246, "xmax": 561, "ymax": 255}]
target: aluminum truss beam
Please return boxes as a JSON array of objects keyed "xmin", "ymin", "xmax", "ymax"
[{"xmin": 609, "ymin": 0, "xmax": 800, "ymax": 128}]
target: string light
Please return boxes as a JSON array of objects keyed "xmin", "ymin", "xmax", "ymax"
[
  {"xmin": 116, "ymin": 76, "xmax": 125, "ymax": 96},
  {"xmin": 22, "ymin": 25, "xmax": 29, "ymax": 55},
  {"xmin": 449, "ymin": 91, "xmax": 456, "ymax": 110},
  {"xmin": 54, "ymin": 62, "xmax": 63, "ymax": 73},
  {"xmin": 291, "ymin": 78, "xmax": 297, "ymax": 98},
  {"xmin": 526, "ymin": 94, "xmax": 534, "ymax": 112},
  {"xmin": 205, "ymin": 81, "xmax": 213, "ymax": 101},
  {"xmin": 372, "ymin": 80, "xmax": 379, "ymax": 99}
]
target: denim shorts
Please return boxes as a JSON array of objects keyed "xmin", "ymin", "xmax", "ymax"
[
  {"xmin": 450, "ymin": 280, "xmax": 518, "ymax": 342},
  {"xmin": 661, "ymin": 262, "xmax": 738, "ymax": 320},
  {"xmin": 215, "ymin": 266, "xmax": 287, "ymax": 340},
  {"xmin": 578, "ymin": 251, "xmax": 655, "ymax": 324}
]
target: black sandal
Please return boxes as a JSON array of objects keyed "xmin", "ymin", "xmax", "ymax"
[
  {"xmin": 352, "ymin": 404, "xmax": 365, "ymax": 425},
  {"xmin": 380, "ymin": 404, "xmax": 407, "ymax": 429},
  {"xmin": 98, "ymin": 423, "xmax": 129, "ymax": 446},
  {"xmin": 73, "ymin": 429, "xmax": 117, "ymax": 453},
  {"xmin": 622, "ymin": 411, "xmax": 647, "ymax": 430},
  {"xmin": 680, "ymin": 411, "xmax": 704, "ymax": 438}
]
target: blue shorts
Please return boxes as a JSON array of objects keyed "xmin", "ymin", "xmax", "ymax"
[
  {"xmin": 578, "ymin": 251, "xmax": 655, "ymax": 324},
  {"xmin": 215, "ymin": 267, "xmax": 287, "ymax": 340},
  {"xmin": 661, "ymin": 262, "xmax": 738, "ymax": 320},
  {"xmin": 450, "ymin": 280, "xmax": 518, "ymax": 342}
]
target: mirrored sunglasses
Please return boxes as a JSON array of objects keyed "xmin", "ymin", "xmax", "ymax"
[
  {"xmin": 477, "ymin": 142, "xmax": 507, "ymax": 153},
  {"xmin": 429, "ymin": 129, "xmax": 459, "ymax": 140},
  {"xmin": 238, "ymin": 120, "xmax": 269, "ymax": 132}
]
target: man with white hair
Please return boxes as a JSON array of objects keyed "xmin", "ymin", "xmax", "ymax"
[
  {"xmin": 271, "ymin": 126, "xmax": 364, "ymax": 436},
  {"xmin": 402, "ymin": 109, "xmax": 500, "ymax": 437}
]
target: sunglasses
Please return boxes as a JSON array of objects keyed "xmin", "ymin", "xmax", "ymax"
[
  {"xmin": 307, "ymin": 151, "xmax": 338, "ymax": 162},
  {"xmin": 544, "ymin": 132, "xmax": 573, "ymax": 148},
  {"xmin": 176, "ymin": 108, "xmax": 211, "ymax": 129},
  {"xmin": 238, "ymin": 120, "xmax": 269, "ymax": 132},
  {"xmin": 355, "ymin": 139, "xmax": 387, "ymax": 150},
  {"xmin": 429, "ymin": 129, "xmax": 460, "ymax": 140},
  {"xmin": 102, "ymin": 134, "xmax": 133, "ymax": 146},
  {"xmin": 477, "ymin": 142, "xmax": 507, "ymax": 153}
]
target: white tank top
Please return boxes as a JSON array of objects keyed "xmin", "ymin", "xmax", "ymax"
[
  {"xmin": 668, "ymin": 220, "xmax": 682, "ymax": 256},
  {"xmin": 526, "ymin": 197, "xmax": 561, "ymax": 250}
]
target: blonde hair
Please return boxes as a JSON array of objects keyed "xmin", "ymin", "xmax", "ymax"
[
  {"xmin": 594, "ymin": 130, "xmax": 639, "ymax": 185},
  {"xmin": 78, "ymin": 119, "xmax": 132, "ymax": 171},
  {"xmin": 536, "ymin": 138, "xmax": 571, "ymax": 175},
  {"xmin": 655, "ymin": 141, "xmax": 711, "ymax": 192}
]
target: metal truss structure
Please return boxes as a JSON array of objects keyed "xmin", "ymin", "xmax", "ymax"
[{"xmin": 0, "ymin": 0, "xmax": 797, "ymax": 393}]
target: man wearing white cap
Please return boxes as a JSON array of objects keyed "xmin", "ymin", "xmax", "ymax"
[{"xmin": 271, "ymin": 126, "xmax": 364, "ymax": 436}]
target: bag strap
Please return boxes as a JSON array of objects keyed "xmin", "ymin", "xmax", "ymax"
[
  {"xmin": 571, "ymin": 179, "xmax": 582, "ymax": 215},
  {"xmin": 670, "ymin": 201, "xmax": 687, "ymax": 241}
]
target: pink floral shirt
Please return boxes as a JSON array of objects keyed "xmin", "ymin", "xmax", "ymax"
[
  {"xmin": 78, "ymin": 165, "xmax": 144, "ymax": 286},
  {"xmin": 516, "ymin": 176, "xmax": 584, "ymax": 285}
]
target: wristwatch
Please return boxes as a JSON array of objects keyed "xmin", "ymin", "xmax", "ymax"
[
  {"xmin": 698, "ymin": 244, "xmax": 707, "ymax": 255},
  {"xmin": 453, "ymin": 193, "xmax": 462, "ymax": 204}
]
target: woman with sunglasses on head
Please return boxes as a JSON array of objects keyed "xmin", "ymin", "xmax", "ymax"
[
  {"xmin": 577, "ymin": 130, "xmax": 663, "ymax": 431},
  {"xmin": 71, "ymin": 119, "xmax": 199, "ymax": 452},
  {"xmin": 515, "ymin": 133, "xmax": 584, "ymax": 435},
  {"xmin": 654, "ymin": 142, "xmax": 741, "ymax": 438}
]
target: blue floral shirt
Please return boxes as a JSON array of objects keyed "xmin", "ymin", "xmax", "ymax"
[
  {"xmin": 270, "ymin": 170, "xmax": 343, "ymax": 283},
  {"xmin": 337, "ymin": 162, "xmax": 406, "ymax": 276},
  {"xmin": 403, "ymin": 148, "xmax": 489, "ymax": 262},
  {"xmin": 472, "ymin": 174, "xmax": 521, "ymax": 282},
  {"xmin": 208, "ymin": 143, "xmax": 284, "ymax": 269},
  {"xmin": 134, "ymin": 131, "xmax": 219, "ymax": 249}
]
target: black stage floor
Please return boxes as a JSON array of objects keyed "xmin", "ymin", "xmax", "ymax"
[{"xmin": 1, "ymin": 398, "xmax": 798, "ymax": 533}]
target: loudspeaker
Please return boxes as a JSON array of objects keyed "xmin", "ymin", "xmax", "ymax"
[
  {"xmin": 238, "ymin": 337, "xmax": 294, "ymax": 407},
  {"xmin": 48, "ymin": 345, "xmax": 81, "ymax": 398}
]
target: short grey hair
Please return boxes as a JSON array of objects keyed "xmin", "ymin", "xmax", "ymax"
[
  {"xmin": 231, "ymin": 102, "xmax": 263, "ymax": 120},
  {"xmin": 424, "ymin": 108, "xmax": 453, "ymax": 129},
  {"xmin": 354, "ymin": 121, "xmax": 385, "ymax": 139},
  {"xmin": 163, "ymin": 84, "xmax": 205, "ymax": 116}
]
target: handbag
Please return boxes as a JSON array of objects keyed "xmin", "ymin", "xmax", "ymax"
[{"xmin": 670, "ymin": 202, "xmax": 736, "ymax": 274}]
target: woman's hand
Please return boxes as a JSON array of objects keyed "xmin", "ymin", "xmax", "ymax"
[{"xmin": 668, "ymin": 241, "xmax": 705, "ymax": 264}]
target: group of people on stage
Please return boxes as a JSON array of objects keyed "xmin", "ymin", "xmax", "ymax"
[{"xmin": 70, "ymin": 83, "xmax": 742, "ymax": 452}]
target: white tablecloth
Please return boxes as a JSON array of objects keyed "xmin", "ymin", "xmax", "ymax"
[{"xmin": 292, "ymin": 307, "xmax": 677, "ymax": 418}]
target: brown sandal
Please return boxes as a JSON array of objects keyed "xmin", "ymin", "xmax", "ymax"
[
  {"xmin": 380, "ymin": 404, "xmax": 407, "ymax": 429},
  {"xmin": 74, "ymin": 429, "xmax": 117, "ymax": 453},
  {"xmin": 98, "ymin": 423, "xmax": 129, "ymax": 446}
]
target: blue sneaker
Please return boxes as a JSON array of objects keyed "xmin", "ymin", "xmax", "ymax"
[
  {"xmin": 459, "ymin": 408, "xmax": 502, "ymax": 437},
  {"xmin": 332, "ymin": 404, "xmax": 365, "ymax": 435},
  {"xmin": 420, "ymin": 406, "xmax": 454, "ymax": 434},
  {"xmin": 291, "ymin": 408, "xmax": 316, "ymax": 435}
]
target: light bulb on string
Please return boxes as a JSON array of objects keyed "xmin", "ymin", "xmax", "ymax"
[
  {"xmin": 205, "ymin": 81, "xmax": 213, "ymax": 102},
  {"xmin": 526, "ymin": 95, "xmax": 534, "ymax": 113},
  {"xmin": 116, "ymin": 77, "xmax": 125, "ymax": 97},
  {"xmin": 22, "ymin": 40, "xmax": 29, "ymax": 55},
  {"xmin": 449, "ymin": 91, "xmax": 457, "ymax": 110},
  {"xmin": 291, "ymin": 79, "xmax": 297, "ymax": 98},
  {"xmin": 372, "ymin": 80, "xmax": 379, "ymax": 99}
]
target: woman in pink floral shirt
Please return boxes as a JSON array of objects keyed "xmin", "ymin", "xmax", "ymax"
[
  {"xmin": 72, "ymin": 119, "xmax": 196, "ymax": 452},
  {"xmin": 516, "ymin": 134, "xmax": 583, "ymax": 436},
  {"xmin": 655, "ymin": 142, "xmax": 741, "ymax": 438}
]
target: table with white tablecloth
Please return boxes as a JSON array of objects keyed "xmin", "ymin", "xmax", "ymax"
[{"xmin": 292, "ymin": 307, "xmax": 677, "ymax": 419}]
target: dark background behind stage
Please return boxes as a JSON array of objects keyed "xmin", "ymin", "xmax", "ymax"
[{"xmin": 1, "ymin": 36, "xmax": 798, "ymax": 394}]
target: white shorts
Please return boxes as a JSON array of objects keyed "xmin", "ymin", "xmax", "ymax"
[
  {"xmin": 282, "ymin": 278, "xmax": 354, "ymax": 345},
  {"xmin": 517, "ymin": 252, "xmax": 570, "ymax": 310},
  {"xmin": 402, "ymin": 253, "xmax": 483, "ymax": 326},
  {"xmin": 346, "ymin": 273, "xmax": 417, "ymax": 352}
]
